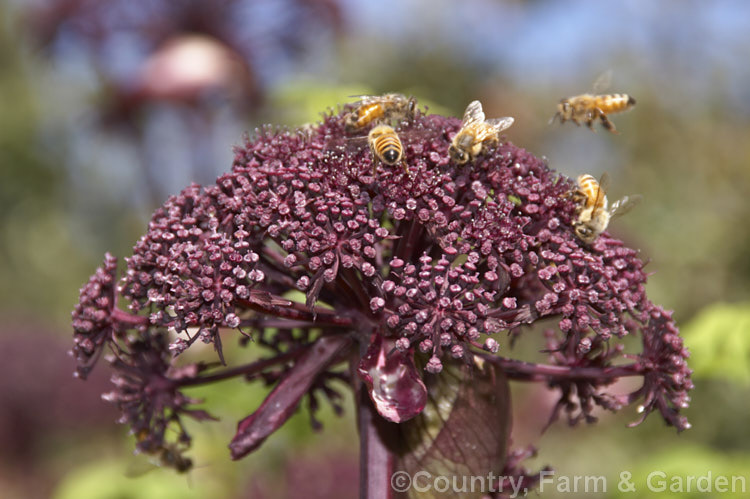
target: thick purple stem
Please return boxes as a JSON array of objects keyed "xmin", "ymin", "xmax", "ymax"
[{"xmin": 358, "ymin": 383, "xmax": 398, "ymax": 499}]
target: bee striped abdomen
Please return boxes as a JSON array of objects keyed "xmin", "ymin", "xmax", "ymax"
[
  {"xmin": 368, "ymin": 125, "xmax": 403, "ymax": 165},
  {"xmin": 576, "ymin": 174, "xmax": 607, "ymax": 209},
  {"xmin": 356, "ymin": 103, "xmax": 387, "ymax": 128},
  {"xmin": 594, "ymin": 94, "xmax": 635, "ymax": 114}
]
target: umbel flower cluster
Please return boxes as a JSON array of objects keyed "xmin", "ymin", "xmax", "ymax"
[{"xmin": 71, "ymin": 96, "xmax": 691, "ymax": 492}]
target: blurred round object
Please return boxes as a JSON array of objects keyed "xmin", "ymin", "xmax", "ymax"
[{"xmin": 130, "ymin": 34, "xmax": 255, "ymax": 105}]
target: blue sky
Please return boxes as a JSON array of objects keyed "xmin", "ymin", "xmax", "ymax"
[{"xmin": 340, "ymin": 0, "xmax": 750, "ymax": 112}]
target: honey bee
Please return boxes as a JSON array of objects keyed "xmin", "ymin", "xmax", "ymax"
[
  {"xmin": 368, "ymin": 124, "xmax": 404, "ymax": 172},
  {"xmin": 572, "ymin": 172, "xmax": 642, "ymax": 243},
  {"xmin": 550, "ymin": 71, "xmax": 635, "ymax": 134},
  {"xmin": 127, "ymin": 443, "xmax": 194, "ymax": 477},
  {"xmin": 448, "ymin": 100, "xmax": 514, "ymax": 164},
  {"xmin": 344, "ymin": 93, "xmax": 417, "ymax": 131},
  {"xmin": 156, "ymin": 444, "xmax": 194, "ymax": 473}
]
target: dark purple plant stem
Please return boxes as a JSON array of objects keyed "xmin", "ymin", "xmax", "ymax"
[
  {"xmin": 176, "ymin": 347, "xmax": 310, "ymax": 388},
  {"xmin": 483, "ymin": 355, "xmax": 645, "ymax": 381},
  {"xmin": 235, "ymin": 296, "xmax": 357, "ymax": 327},
  {"xmin": 358, "ymin": 384, "xmax": 398, "ymax": 499},
  {"xmin": 111, "ymin": 308, "xmax": 148, "ymax": 326}
]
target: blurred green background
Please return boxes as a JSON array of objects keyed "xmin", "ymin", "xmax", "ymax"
[{"xmin": 1, "ymin": 0, "xmax": 749, "ymax": 497}]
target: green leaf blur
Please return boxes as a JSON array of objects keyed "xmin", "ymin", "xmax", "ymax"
[{"xmin": 683, "ymin": 303, "xmax": 750, "ymax": 383}]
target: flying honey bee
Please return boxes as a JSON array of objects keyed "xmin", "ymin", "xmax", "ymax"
[
  {"xmin": 572, "ymin": 172, "xmax": 642, "ymax": 243},
  {"xmin": 448, "ymin": 100, "xmax": 514, "ymax": 164},
  {"xmin": 156, "ymin": 444, "xmax": 194, "ymax": 473},
  {"xmin": 126, "ymin": 443, "xmax": 194, "ymax": 477},
  {"xmin": 344, "ymin": 93, "xmax": 417, "ymax": 131},
  {"xmin": 550, "ymin": 71, "xmax": 635, "ymax": 134},
  {"xmin": 368, "ymin": 124, "xmax": 405, "ymax": 173}
]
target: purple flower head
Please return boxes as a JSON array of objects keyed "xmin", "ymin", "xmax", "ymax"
[
  {"xmin": 72, "ymin": 253, "xmax": 120, "ymax": 378},
  {"xmin": 72, "ymin": 101, "xmax": 691, "ymax": 484}
]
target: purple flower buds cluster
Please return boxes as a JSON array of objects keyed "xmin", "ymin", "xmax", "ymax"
[{"xmin": 71, "ymin": 100, "xmax": 692, "ymax": 478}]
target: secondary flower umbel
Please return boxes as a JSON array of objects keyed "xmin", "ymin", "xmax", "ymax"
[{"xmin": 71, "ymin": 102, "xmax": 692, "ymax": 486}]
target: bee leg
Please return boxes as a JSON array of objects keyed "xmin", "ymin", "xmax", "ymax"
[
  {"xmin": 401, "ymin": 161, "xmax": 410, "ymax": 176},
  {"xmin": 584, "ymin": 110, "xmax": 597, "ymax": 131},
  {"xmin": 597, "ymin": 110, "xmax": 619, "ymax": 134},
  {"xmin": 484, "ymin": 136, "xmax": 499, "ymax": 154},
  {"xmin": 569, "ymin": 190, "xmax": 585, "ymax": 203},
  {"xmin": 571, "ymin": 194, "xmax": 586, "ymax": 214},
  {"xmin": 368, "ymin": 152, "xmax": 378, "ymax": 176}
]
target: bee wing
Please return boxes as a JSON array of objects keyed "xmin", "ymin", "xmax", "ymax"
[
  {"xmin": 324, "ymin": 135, "xmax": 368, "ymax": 154},
  {"xmin": 596, "ymin": 171, "xmax": 611, "ymax": 206},
  {"xmin": 609, "ymin": 194, "xmax": 642, "ymax": 219},
  {"xmin": 345, "ymin": 135, "xmax": 370, "ymax": 151},
  {"xmin": 592, "ymin": 70, "xmax": 613, "ymax": 93},
  {"xmin": 462, "ymin": 100, "xmax": 486, "ymax": 126},
  {"xmin": 468, "ymin": 117, "xmax": 514, "ymax": 142},
  {"xmin": 348, "ymin": 94, "xmax": 381, "ymax": 105},
  {"xmin": 485, "ymin": 117, "xmax": 515, "ymax": 134},
  {"xmin": 125, "ymin": 457, "xmax": 158, "ymax": 478}
]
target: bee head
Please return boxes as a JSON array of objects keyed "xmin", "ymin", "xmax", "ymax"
[
  {"xmin": 573, "ymin": 223, "xmax": 596, "ymax": 244},
  {"xmin": 406, "ymin": 97, "xmax": 418, "ymax": 117},
  {"xmin": 448, "ymin": 145, "xmax": 468, "ymax": 164}
]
